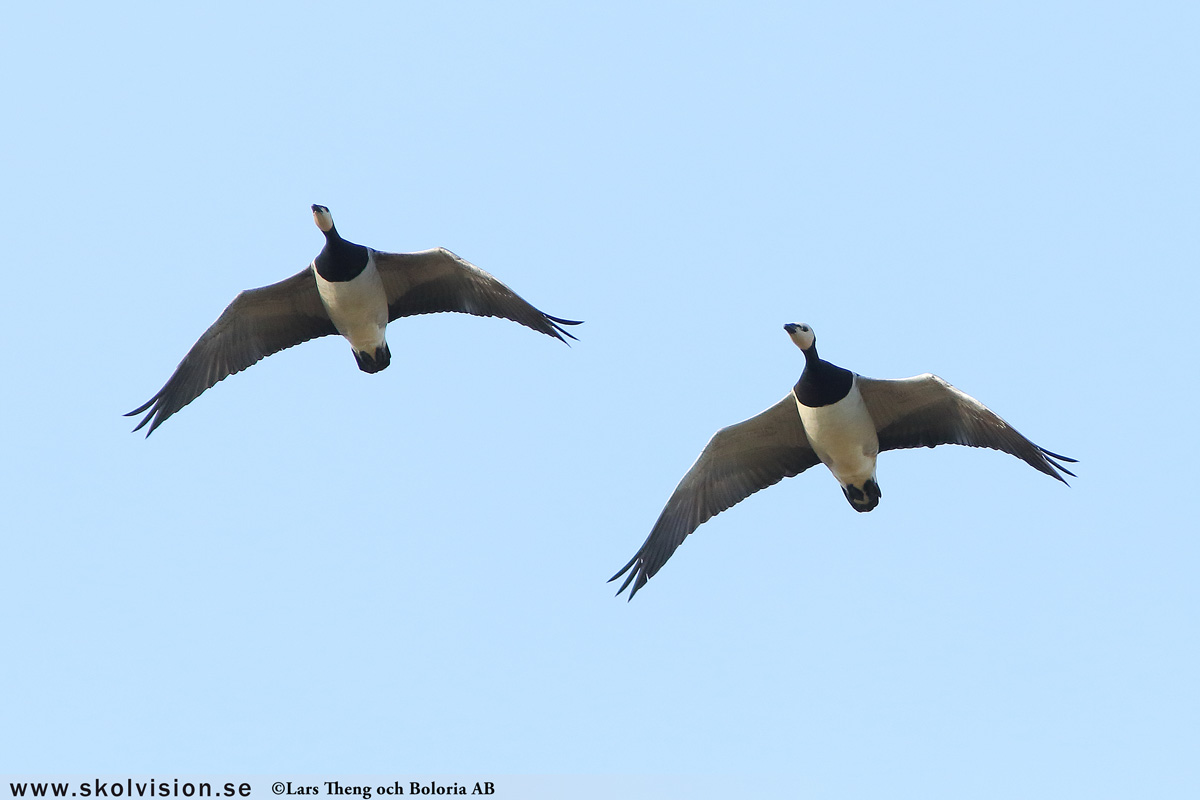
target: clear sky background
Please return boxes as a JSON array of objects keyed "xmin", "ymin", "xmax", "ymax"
[{"xmin": 2, "ymin": 1, "xmax": 1197, "ymax": 797}]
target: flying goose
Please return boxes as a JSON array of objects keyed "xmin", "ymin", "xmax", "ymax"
[
  {"xmin": 127, "ymin": 205, "xmax": 581, "ymax": 435},
  {"xmin": 610, "ymin": 323, "xmax": 1076, "ymax": 599}
]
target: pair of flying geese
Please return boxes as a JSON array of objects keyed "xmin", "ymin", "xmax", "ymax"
[{"xmin": 129, "ymin": 205, "xmax": 1076, "ymax": 599}]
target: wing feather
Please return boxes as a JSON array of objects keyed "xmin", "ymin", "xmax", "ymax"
[
  {"xmin": 374, "ymin": 248, "xmax": 581, "ymax": 342},
  {"xmin": 857, "ymin": 374, "xmax": 1076, "ymax": 482},
  {"xmin": 126, "ymin": 268, "xmax": 336, "ymax": 435},
  {"xmin": 610, "ymin": 395, "xmax": 821, "ymax": 599}
]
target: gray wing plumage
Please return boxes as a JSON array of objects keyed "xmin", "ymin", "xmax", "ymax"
[
  {"xmin": 856, "ymin": 374, "xmax": 1077, "ymax": 482},
  {"xmin": 373, "ymin": 248, "xmax": 581, "ymax": 342},
  {"xmin": 610, "ymin": 395, "xmax": 822, "ymax": 600},
  {"xmin": 126, "ymin": 268, "xmax": 337, "ymax": 436}
]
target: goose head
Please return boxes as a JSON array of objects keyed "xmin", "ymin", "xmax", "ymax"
[
  {"xmin": 784, "ymin": 322, "xmax": 816, "ymax": 351},
  {"xmin": 311, "ymin": 204, "xmax": 336, "ymax": 234}
]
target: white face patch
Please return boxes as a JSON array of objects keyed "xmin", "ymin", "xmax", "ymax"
[
  {"xmin": 787, "ymin": 323, "xmax": 816, "ymax": 350},
  {"xmin": 313, "ymin": 207, "xmax": 334, "ymax": 232}
]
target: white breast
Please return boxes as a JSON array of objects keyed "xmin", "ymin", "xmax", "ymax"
[
  {"xmin": 794, "ymin": 375, "xmax": 880, "ymax": 486},
  {"xmin": 313, "ymin": 249, "xmax": 389, "ymax": 352}
]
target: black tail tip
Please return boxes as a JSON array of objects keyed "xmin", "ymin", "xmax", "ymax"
[
  {"xmin": 843, "ymin": 479, "xmax": 882, "ymax": 513},
  {"xmin": 354, "ymin": 344, "xmax": 391, "ymax": 374}
]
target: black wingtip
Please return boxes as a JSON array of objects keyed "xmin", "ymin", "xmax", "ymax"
[
  {"xmin": 125, "ymin": 398, "xmax": 155, "ymax": 417},
  {"xmin": 1039, "ymin": 447, "xmax": 1078, "ymax": 464},
  {"xmin": 547, "ymin": 315, "xmax": 584, "ymax": 326},
  {"xmin": 609, "ymin": 555, "xmax": 645, "ymax": 601},
  {"xmin": 545, "ymin": 315, "xmax": 583, "ymax": 343},
  {"xmin": 126, "ymin": 388, "xmax": 167, "ymax": 435},
  {"xmin": 125, "ymin": 401, "xmax": 155, "ymax": 434},
  {"xmin": 129, "ymin": 412, "xmax": 159, "ymax": 436},
  {"xmin": 1038, "ymin": 446, "xmax": 1078, "ymax": 482}
]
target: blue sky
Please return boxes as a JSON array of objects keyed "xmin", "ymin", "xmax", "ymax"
[{"xmin": 2, "ymin": 0, "xmax": 1197, "ymax": 797}]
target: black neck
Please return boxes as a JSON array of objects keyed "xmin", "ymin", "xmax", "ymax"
[
  {"xmin": 793, "ymin": 346, "xmax": 854, "ymax": 408},
  {"xmin": 313, "ymin": 229, "xmax": 369, "ymax": 283}
]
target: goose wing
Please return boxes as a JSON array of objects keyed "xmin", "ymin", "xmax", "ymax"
[
  {"xmin": 127, "ymin": 268, "xmax": 337, "ymax": 435},
  {"xmin": 610, "ymin": 395, "xmax": 821, "ymax": 599},
  {"xmin": 857, "ymin": 374, "xmax": 1076, "ymax": 482},
  {"xmin": 373, "ymin": 248, "xmax": 581, "ymax": 342}
]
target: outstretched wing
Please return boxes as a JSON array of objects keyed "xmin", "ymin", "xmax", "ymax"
[
  {"xmin": 857, "ymin": 374, "xmax": 1077, "ymax": 482},
  {"xmin": 611, "ymin": 395, "xmax": 821, "ymax": 599},
  {"xmin": 373, "ymin": 248, "xmax": 581, "ymax": 342},
  {"xmin": 126, "ymin": 268, "xmax": 337, "ymax": 435}
]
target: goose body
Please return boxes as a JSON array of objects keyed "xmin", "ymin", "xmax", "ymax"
[
  {"xmin": 313, "ymin": 248, "xmax": 390, "ymax": 372},
  {"xmin": 127, "ymin": 205, "xmax": 581, "ymax": 435},
  {"xmin": 795, "ymin": 376, "xmax": 881, "ymax": 512},
  {"xmin": 610, "ymin": 322, "xmax": 1076, "ymax": 599}
]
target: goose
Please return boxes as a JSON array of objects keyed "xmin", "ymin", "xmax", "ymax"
[
  {"xmin": 127, "ymin": 205, "xmax": 581, "ymax": 435},
  {"xmin": 610, "ymin": 323, "xmax": 1076, "ymax": 599}
]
